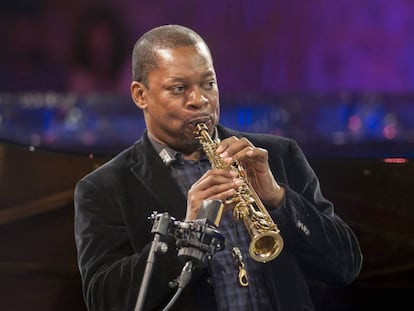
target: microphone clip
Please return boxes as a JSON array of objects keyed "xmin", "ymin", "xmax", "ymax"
[
  {"xmin": 149, "ymin": 199, "xmax": 225, "ymax": 268},
  {"xmin": 173, "ymin": 218, "xmax": 225, "ymax": 268}
]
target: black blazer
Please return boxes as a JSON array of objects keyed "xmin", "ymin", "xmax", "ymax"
[{"xmin": 74, "ymin": 124, "xmax": 362, "ymax": 311}]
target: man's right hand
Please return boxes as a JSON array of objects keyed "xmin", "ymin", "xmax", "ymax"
[{"xmin": 185, "ymin": 169, "xmax": 243, "ymax": 221}]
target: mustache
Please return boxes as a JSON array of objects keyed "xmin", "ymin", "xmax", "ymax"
[{"xmin": 183, "ymin": 114, "xmax": 213, "ymax": 129}]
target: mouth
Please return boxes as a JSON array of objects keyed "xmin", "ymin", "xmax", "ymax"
[{"xmin": 185, "ymin": 116, "xmax": 213, "ymax": 132}]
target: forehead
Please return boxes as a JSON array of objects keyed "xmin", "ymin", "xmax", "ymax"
[{"xmin": 154, "ymin": 43, "xmax": 213, "ymax": 70}]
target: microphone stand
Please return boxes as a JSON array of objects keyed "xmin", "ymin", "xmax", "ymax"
[
  {"xmin": 134, "ymin": 212, "xmax": 170, "ymax": 311},
  {"xmin": 135, "ymin": 200, "xmax": 224, "ymax": 311}
]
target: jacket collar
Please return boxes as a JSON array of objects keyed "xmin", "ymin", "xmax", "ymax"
[{"xmin": 129, "ymin": 130, "xmax": 187, "ymax": 220}]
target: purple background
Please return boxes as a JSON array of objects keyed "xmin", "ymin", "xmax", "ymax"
[{"xmin": 1, "ymin": 0, "xmax": 414, "ymax": 95}]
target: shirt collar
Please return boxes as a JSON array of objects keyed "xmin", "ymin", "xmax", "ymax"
[{"xmin": 147, "ymin": 128, "xmax": 219, "ymax": 167}]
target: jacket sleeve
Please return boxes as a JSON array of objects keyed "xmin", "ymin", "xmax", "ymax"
[
  {"xmin": 268, "ymin": 138, "xmax": 363, "ymax": 286},
  {"xmin": 74, "ymin": 177, "xmax": 182, "ymax": 311}
]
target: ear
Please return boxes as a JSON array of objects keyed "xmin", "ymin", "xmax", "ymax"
[{"xmin": 130, "ymin": 81, "xmax": 148, "ymax": 110}]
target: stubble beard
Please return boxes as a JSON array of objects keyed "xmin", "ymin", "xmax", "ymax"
[{"xmin": 175, "ymin": 130, "xmax": 202, "ymax": 155}]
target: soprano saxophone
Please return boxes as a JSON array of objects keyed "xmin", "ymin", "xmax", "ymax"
[{"xmin": 194, "ymin": 123, "xmax": 283, "ymax": 262}]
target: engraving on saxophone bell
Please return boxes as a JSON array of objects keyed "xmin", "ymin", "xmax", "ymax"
[{"xmin": 194, "ymin": 123, "xmax": 284, "ymax": 262}]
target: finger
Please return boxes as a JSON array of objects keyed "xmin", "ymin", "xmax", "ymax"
[
  {"xmin": 194, "ymin": 169, "xmax": 237, "ymax": 188},
  {"xmin": 195, "ymin": 173, "xmax": 242, "ymax": 197},
  {"xmin": 216, "ymin": 136, "xmax": 242, "ymax": 154},
  {"xmin": 204, "ymin": 180, "xmax": 243, "ymax": 201},
  {"xmin": 219, "ymin": 138, "xmax": 266, "ymax": 166},
  {"xmin": 190, "ymin": 170, "xmax": 242, "ymax": 201},
  {"xmin": 242, "ymin": 146, "xmax": 268, "ymax": 165}
]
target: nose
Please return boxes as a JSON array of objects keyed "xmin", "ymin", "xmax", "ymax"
[{"xmin": 187, "ymin": 87, "xmax": 208, "ymax": 109}]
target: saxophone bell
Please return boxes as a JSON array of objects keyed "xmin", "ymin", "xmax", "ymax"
[{"xmin": 248, "ymin": 219, "xmax": 284, "ymax": 262}]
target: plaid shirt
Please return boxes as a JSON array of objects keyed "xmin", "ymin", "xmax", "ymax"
[{"xmin": 150, "ymin": 134, "xmax": 273, "ymax": 310}]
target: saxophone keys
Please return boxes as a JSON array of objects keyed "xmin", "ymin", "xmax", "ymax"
[
  {"xmin": 233, "ymin": 203, "xmax": 248, "ymax": 220},
  {"xmin": 224, "ymin": 196, "xmax": 235, "ymax": 204}
]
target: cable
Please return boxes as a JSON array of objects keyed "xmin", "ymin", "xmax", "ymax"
[{"xmin": 162, "ymin": 261, "xmax": 194, "ymax": 311}]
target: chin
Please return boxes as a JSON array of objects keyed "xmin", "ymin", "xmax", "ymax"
[
  {"xmin": 174, "ymin": 134, "xmax": 200, "ymax": 154},
  {"xmin": 182, "ymin": 140, "xmax": 201, "ymax": 154}
]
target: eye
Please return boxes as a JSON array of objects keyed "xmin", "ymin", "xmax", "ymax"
[
  {"xmin": 170, "ymin": 85, "xmax": 185, "ymax": 94},
  {"xmin": 202, "ymin": 80, "xmax": 216, "ymax": 90}
]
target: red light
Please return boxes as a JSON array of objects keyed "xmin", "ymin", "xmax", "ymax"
[{"xmin": 383, "ymin": 158, "xmax": 408, "ymax": 164}]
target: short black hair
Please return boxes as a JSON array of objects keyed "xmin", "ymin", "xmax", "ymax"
[{"xmin": 131, "ymin": 24, "xmax": 210, "ymax": 87}]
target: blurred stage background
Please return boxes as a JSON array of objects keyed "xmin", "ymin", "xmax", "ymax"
[{"xmin": 1, "ymin": 0, "xmax": 414, "ymax": 310}]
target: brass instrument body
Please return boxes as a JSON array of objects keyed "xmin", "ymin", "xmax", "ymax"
[{"xmin": 195, "ymin": 123, "xmax": 284, "ymax": 262}]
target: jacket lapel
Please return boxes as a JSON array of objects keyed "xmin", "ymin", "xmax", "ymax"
[{"xmin": 129, "ymin": 132, "xmax": 187, "ymax": 220}]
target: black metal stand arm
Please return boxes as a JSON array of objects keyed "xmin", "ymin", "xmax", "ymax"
[{"xmin": 134, "ymin": 212, "xmax": 170, "ymax": 311}]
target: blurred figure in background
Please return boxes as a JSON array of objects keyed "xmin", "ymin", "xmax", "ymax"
[
  {"xmin": 0, "ymin": 10, "xmax": 66, "ymax": 92},
  {"xmin": 66, "ymin": 4, "xmax": 131, "ymax": 95}
]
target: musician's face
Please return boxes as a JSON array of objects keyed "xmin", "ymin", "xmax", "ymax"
[{"xmin": 131, "ymin": 43, "xmax": 219, "ymax": 154}]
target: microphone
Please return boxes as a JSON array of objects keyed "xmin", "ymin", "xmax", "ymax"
[
  {"xmin": 176, "ymin": 199, "xmax": 225, "ymax": 268},
  {"xmin": 159, "ymin": 149, "xmax": 175, "ymax": 167},
  {"xmin": 196, "ymin": 199, "xmax": 224, "ymax": 226}
]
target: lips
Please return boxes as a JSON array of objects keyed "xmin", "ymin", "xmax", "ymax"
[{"xmin": 185, "ymin": 116, "xmax": 213, "ymax": 131}]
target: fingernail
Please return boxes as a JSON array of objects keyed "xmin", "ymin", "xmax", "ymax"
[
  {"xmin": 234, "ymin": 178, "xmax": 243, "ymax": 185},
  {"xmin": 219, "ymin": 151, "xmax": 228, "ymax": 158}
]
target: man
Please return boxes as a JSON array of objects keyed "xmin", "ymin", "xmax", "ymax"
[{"xmin": 74, "ymin": 24, "xmax": 362, "ymax": 311}]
